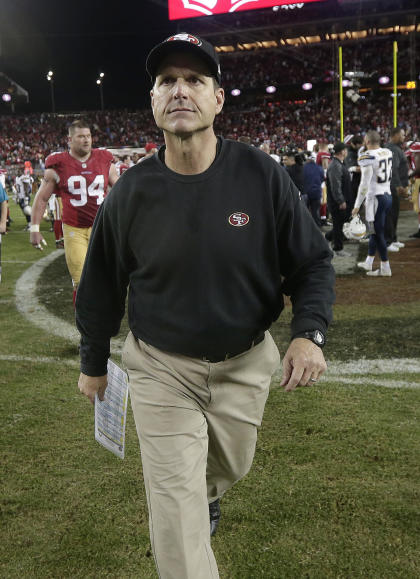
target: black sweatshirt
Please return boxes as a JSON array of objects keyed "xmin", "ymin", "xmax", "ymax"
[{"xmin": 76, "ymin": 138, "xmax": 335, "ymax": 376}]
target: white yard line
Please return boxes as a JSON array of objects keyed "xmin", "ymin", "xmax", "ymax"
[
  {"xmin": 14, "ymin": 250, "xmax": 124, "ymax": 351},
  {"xmin": 324, "ymin": 375, "xmax": 420, "ymax": 390},
  {"xmin": 12, "ymin": 252, "xmax": 420, "ymax": 389},
  {"xmin": 3, "ymin": 354, "xmax": 418, "ymax": 390},
  {"xmin": 327, "ymin": 358, "xmax": 420, "ymax": 375},
  {"xmin": 15, "ymin": 250, "xmax": 80, "ymax": 344},
  {"xmin": 0, "ymin": 354, "xmax": 79, "ymax": 367}
]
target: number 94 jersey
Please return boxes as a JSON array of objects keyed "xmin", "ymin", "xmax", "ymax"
[
  {"xmin": 357, "ymin": 147, "xmax": 393, "ymax": 197},
  {"xmin": 45, "ymin": 149, "xmax": 114, "ymax": 228}
]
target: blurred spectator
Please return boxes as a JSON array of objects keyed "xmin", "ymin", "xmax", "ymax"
[
  {"xmin": 385, "ymin": 127, "xmax": 409, "ymax": 251},
  {"xmin": 326, "ymin": 142, "xmax": 351, "ymax": 256},
  {"xmin": 259, "ymin": 142, "xmax": 280, "ymax": 163},
  {"xmin": 344, "ymin": 134, "xmax": 364, "ymax": 212},
  {"xmin": 283, "ymin": 149, "xmax": 304, "ymax": 194},
  {"xmin": 303, "ymin": 154, "xmax": 325, "ymax": 226},
  {"xmin": 408, "ymin": 141, "xmax": 420, "ymax": 238},
  {"xmin": 14, "ymin": 172, "xmax": 34, "ymax": 229},
  {"xmin": 138, "ymin": 142, "xmax": 158, "ymax": 163},
  {"xmin": 0, "ymin": 180, "xmax": 8, "ymax": 234}
]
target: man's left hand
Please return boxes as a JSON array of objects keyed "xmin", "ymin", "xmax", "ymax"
[{"xmin": 280, "ymin": 338, "xmax": 327, "ymax": 392}]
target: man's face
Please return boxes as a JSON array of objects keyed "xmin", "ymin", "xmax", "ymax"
[
  {"xmin": 393, "ymin": 129, "xmax": 405, "ymax": 144},
  {"xmin": 69, "ymin": 128, "xmax": 92, "ymax": 157},
  {"xmin": 283, "ymin": 155, "xmax": 294, "ymax": 166},
  {"xmin": 151, "ymin": 52, "xmax": 224, "ymax": 138}
]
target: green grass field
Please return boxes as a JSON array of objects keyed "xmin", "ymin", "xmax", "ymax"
[{"xmin": 1, "ymin": 204, "xmax": 420, "ymax": 578}]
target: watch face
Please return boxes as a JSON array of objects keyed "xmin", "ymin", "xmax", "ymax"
[{"xmin": 314, "ymin": 330, "xmax": 324, "ymax": 345}]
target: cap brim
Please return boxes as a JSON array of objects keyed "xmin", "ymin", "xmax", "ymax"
[{"xmin": 146, "ymin": 41, "xmax": 220, "ymax": 84}]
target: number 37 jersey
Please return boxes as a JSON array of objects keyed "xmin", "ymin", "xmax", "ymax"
[
  {"xmin": 357, "ymin": 147, "xmax": 393, "ymax": 197},
  {"xmin": 45, "ymin": 149, "xmax": 113, "ymax": 228}
]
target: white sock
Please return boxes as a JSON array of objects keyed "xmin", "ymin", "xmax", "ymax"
[{"xmin": 366, "ymin": 255, "xmax": 375, "ymax": 266}]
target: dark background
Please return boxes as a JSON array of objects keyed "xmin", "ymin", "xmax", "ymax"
[
  {"xmin": 0, "ymin": 0, "xmax": 418, "ymax": 113},
  {"xmin": 0, "ymin": 0, "xmax": 175, "ymax": 112}
]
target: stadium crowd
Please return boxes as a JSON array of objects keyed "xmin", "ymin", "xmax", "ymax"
[
  {"xmin": 0, "ymin": 92, "xmax": 418, "ymax": 175},
  {"xmin": 220, "ymin": 39, "xmax": 417, "ymax": 92},
  {"xmin": 0, "ymin": 39, "xmax": 418, "ymax": 174}
]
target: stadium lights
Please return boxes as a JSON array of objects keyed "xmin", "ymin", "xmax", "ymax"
[
  {"xmin": 266, "ymin": 86, "xmax": 277, "ymax": 94},
  {"xmin": 2, "ymin": 94, "xmax": 12, "ymax": 102},
  {"xmin": 231, "ymin": 89, "xmax": 241, "ymax": 97},
  {"xmin": 46, "ymin": 70, "xmax": 55, "ymax": 113},
  {"xmin": 342, "ymin": 80, "xmax": 352, "ymax": 88},
  {"xmin": 379, "ymin": 76, "xmax": 390, "ymax": 85},
  {"xmin": 302, "ymin": 83, "xmax": 312, "ymax": 91},
  {"xmin": 96, "ymin": 76, "xmax": 105, "ymax": 110}
]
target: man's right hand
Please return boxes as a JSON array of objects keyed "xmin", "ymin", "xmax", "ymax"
[
  {"xmin": 78, "ymin": 373, "xmax": 108, "ymax": 405},
  {"xmin": 30, "ymin": 231, "xmax": 47, "ymax": 250}
]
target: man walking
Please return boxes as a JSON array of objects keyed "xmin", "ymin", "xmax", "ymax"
[
  {"xmin": 30, "ymin": 120, "xmax": 119, "ymax": 304},
  {"xmin": 353, "ymin": 130, "xmax": 393, "ymax": 277},
  {"xmin": 76, "ymin": 33, "xmax": 335, "ymax": 579},
  {"xmin": 385, "ymin": 127, "xmax": 409, "ymax": 251},
  {"xmin": 326, "ymin": 142, "xmax": 352, "ymax": 256},
  {"xmin": 303, "ymin": 153, "xmax": 325, "ymax": 226}
]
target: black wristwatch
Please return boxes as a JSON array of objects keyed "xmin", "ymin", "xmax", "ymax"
[{"xmin": 296, "ymin": 330, "xmax": 326, "ymax": 349}]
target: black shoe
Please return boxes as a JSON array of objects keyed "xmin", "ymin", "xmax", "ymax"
[
  {"xmin": 209, "ymin": 499, "xmax": 221, "ymax": 537},
  {"xmin": 409, "ymin": 230, "xmax": 420, "ymax": 238}
]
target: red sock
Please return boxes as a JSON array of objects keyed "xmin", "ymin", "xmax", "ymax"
[
  {"xmin": 54, "ymin": 219, "xmax": 63, "ymax": 241},
  {"xmin": 320, "ymin": 203, "xmax": 327, "ymax": 218},
  {"xmin": 73, "ymin": 289, "xmax": 77, "ymax": 309}
]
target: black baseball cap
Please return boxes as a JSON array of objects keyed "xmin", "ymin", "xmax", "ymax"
[{"xmin": 146, "ymin": 33, "xmax": 221, "ymax": 85}]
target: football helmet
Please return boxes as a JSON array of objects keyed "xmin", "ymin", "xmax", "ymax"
[{"xmin": 343, "ymin": 215, "xmax": 367, "ymax": 240}]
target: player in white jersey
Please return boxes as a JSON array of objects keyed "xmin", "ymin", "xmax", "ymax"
[
  {"xmin": 352, "ymin": 130, "xmax": 393, "ymax": 277},
  {"xmin": 15, "ymin": 172, "xmax": 34, "ymax": 229}
]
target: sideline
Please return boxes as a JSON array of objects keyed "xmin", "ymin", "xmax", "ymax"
[
  {"xmin": 13, "ymin": 251, "xmax": 420, "ymax": 389},
  {"xmin": 14, "ymin": 250, "xmax": 124, "ymax": 350},
  {"xmin": 2, "ymin": 354, "xmax": 419, "ymax": 390},
  {"xmin": 272, "ymin": 357, "xmax": 420, "ymax": 390},
  {"xmin": 0, "ymin": 354, "xmax": 79, "ymax": 367}
]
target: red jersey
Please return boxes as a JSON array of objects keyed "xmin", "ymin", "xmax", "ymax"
[
  {"xmin": 45, "ymin": 149, "xmax": 113, "ymax": 227},
  {"xmin": 408, "ymin": 142, "xmax": 420, "ymax": 177},
  {"xmin": 118, "ymin": 163, "xmax": 129, "ymax": 175},
  {"xmin": 316, "ymin": 151, "xmax": 331, "ymax": 166}
]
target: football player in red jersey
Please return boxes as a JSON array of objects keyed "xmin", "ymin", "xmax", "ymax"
[
  {"xmin": 30, "ymin": 120, "xmax": 119, "ymax": 303},
  {"xmin": 408, "ymin": 142, "xmax": 420, "ymax": 238}
]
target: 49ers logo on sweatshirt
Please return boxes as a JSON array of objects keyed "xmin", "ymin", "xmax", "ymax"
[{"xmin": 228, "ymin": 212, "xmax": 249, "ymax": 227}]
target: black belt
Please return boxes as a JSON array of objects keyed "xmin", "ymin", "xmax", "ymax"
[{"xmin": 201, "ymin": 333, "xmax": 264, "ymax": 363}]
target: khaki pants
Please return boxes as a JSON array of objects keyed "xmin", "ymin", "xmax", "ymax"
[
  {"xmin": 62, "ymin": 223, "xmax": 92, "ymax": 286},
  {"xmin": 122, "ymin": 331, "xmax": 280, "ymax": 579}
]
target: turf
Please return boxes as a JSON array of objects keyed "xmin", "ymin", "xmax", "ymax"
[{"xmin": 1, "ymin": 204, "xmax": 420, "ymax": 578}]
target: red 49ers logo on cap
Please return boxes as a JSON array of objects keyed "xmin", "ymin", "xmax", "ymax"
[
  {"xmin": 228, "ymin": 212, "xmax": 250, "ymax": 227},
  {"xmin": 166, "ymin": 33, "xmax": 202, "ymax": 46}
]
